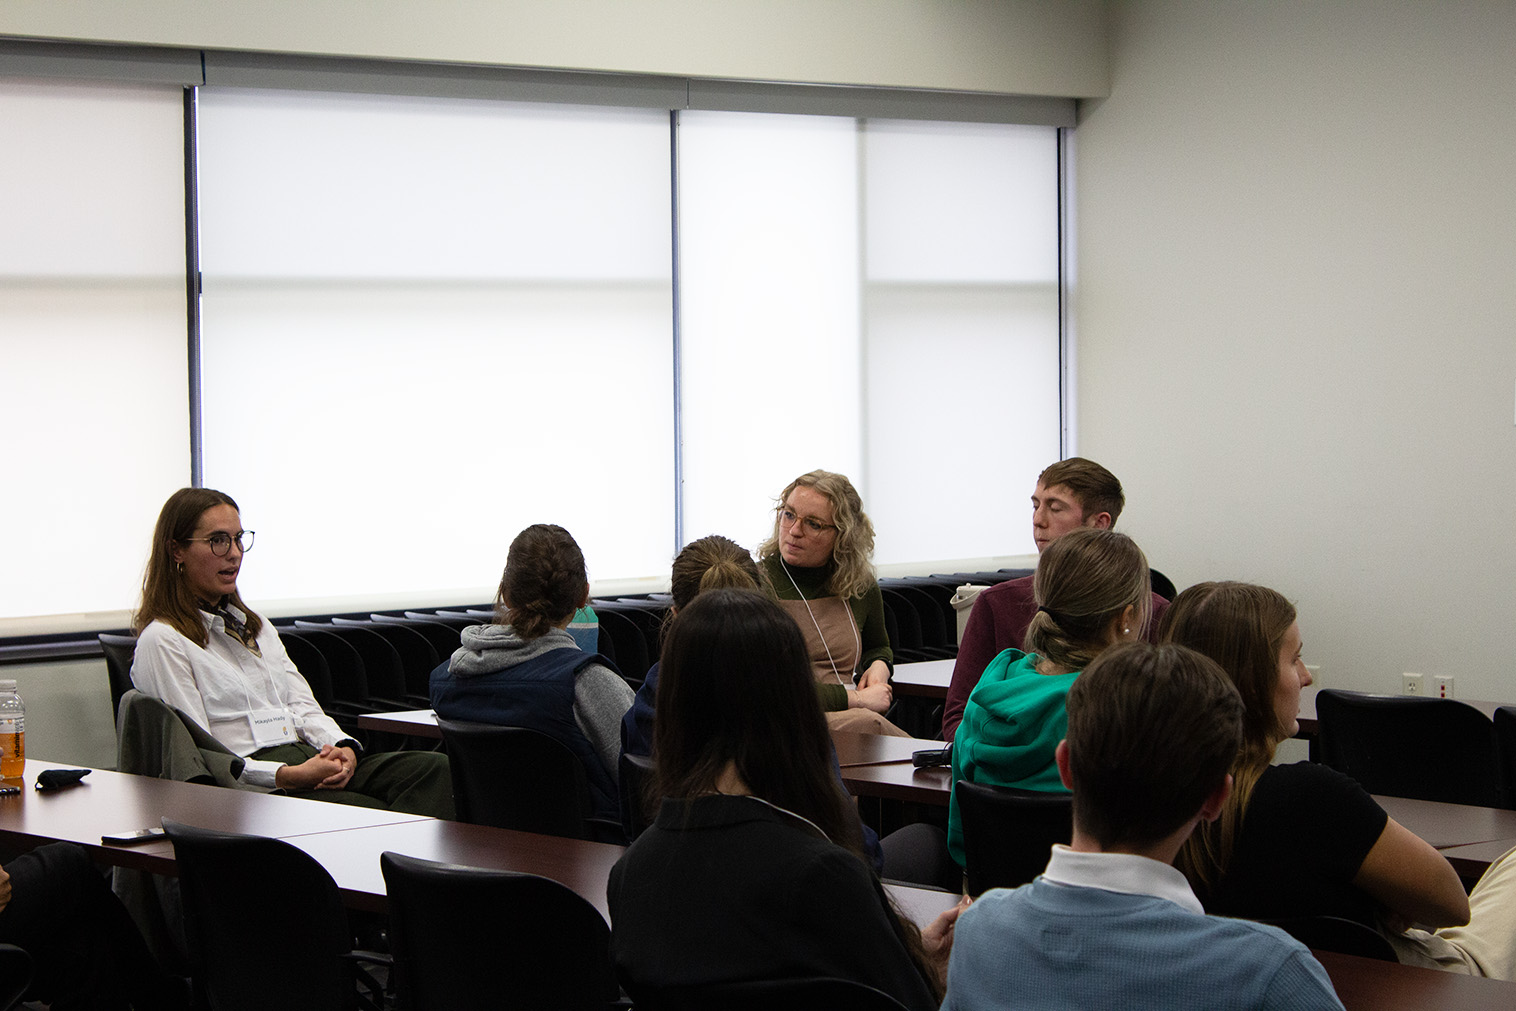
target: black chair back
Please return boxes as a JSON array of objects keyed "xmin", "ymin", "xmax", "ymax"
[
  {"xmin": 0, "ymin": 944, "xmax": 32, "ymax": 1011},
  {"xmin": 1316, "ymin": 690, "xmax": 1504, "ymax": 807},
  {"xmin": 373, "ymin": 614, "xmax": 464, "ymax": 666},
  {"xmin": 1148, "ymin": 567, "xmax": 1178, "ymax": 601},
  {"xmin": 619, "ymin": 751, "xmax": 657, "ymax": 840},
  {"xmin": 591, "ymin": 608, "xmax": 650, "ymax": 684},
  {"xmin": 276, "ymin": 628, "xmax": 337, "ymax": 708},
  {"xmin": 1496, "ymin": 707, "xmax": 1516, "ymax": 809},
  {"xmin": 333, "ymin": 619, "xmax": 439, "ymax": 700},
  {"xmin": 98, "ymin": 632, "xmax": 138, "ymax": 717},
  {"xmin": 381, "ymin": 852, "xmax": 618, "ymax": 1011},
  {"xmin": 299, "ymin": 623, "xmax": 410, "ymax": 707},
  {"xmin": 163, "ymin": 819, "xmax": 367, "ymax": 1011},
  {"xmin": 1261, "ymin": 915, "xmax": 1397, "ymax": 962},
  {"xmin": 627, "ymin": 976, "xmax": 910, "ymax": 1011},
  {"xmin": 436, "ymin": 718, "xmax": 595, "ymax": 839},
  {"xmin": 955, "ymin": 779, "xmax": 1072, "ymax": 896}
]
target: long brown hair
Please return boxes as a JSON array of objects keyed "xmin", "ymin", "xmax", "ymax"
[
  {"xmin": 757, "ymin": 470, "xmax": 877, "ymax": 600},
  {"xmin": 495, "ymin": 524, "xmax": 587, "ymax": 640},
  {"xmin": 1159, "ymin": 581, "xmax": 1297, "ymax": 894},
  {"xmin": 134, "ymin": 488, "xmax": 261, "ymax": 647},
  {"xmin": 1024, "ymin": 528, "xmax": 1151, "ymax": 673},
  {"xmin": 651, "ymin": 588, "xmax": 942, "ymax": 999}
]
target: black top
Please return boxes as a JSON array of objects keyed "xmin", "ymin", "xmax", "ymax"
[
  {"xmin": 1205, "ymin": 761, "xmax": 1389, "ymax": 929},
  {"xmin": 607, "ymin": 794, "xmax": 935, "ymax": 1010}
]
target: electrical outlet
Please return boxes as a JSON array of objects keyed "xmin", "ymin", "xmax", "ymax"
[
  {"xmin": 1433, "ymin": 675, "xmax": 1455, "ymax": 699},
  {"xmin": 1402, "ymin": 672, "xmax": 1424, "ymax": 696},
  {"xmin": 1305, "ymin": 664, "xmax": 1321, "ymax": 688}
]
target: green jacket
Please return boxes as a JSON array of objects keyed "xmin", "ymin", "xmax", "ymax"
[{"xmin": 947, "ymin": 649, "xmax": 1076, "ymax": 866}]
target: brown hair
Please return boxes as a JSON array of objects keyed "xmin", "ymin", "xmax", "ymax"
[
  {"xmin": 134, "ymin": 487, "xmax": 261, "ymax": 646},
  {"xmin": 495, "ymin": 524, "xmax": 588, "ymax": 640},
  {"xmin": 1024, "ymin": 528, "xmax": 1151, "ymax": 673},
  {"xmin": 1159, "ymin": 581, "xmax": 1298, "ymax": 893},
  {"xmin": 669, "ymin": 535, "xmax": 764, "ymax": 610},
  {"xmin": 1066, "ymin": 641, "xmax": 1243, "ymax": 850},
  {"xmin": 652, "ymin": 588, "xmax": 944, "ymax": 1000},
  {"xmin": 757, "ymin": 470, "xmax": 876, "ymax": 600},
  {"xmin": 1037, "ymin": 457, "xmax": 1125, "ymax": 525}
]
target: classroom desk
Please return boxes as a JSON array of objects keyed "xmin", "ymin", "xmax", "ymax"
[
  {"xmin": 891, "ymin": 658, "xmax": 953, "ymax": 699},
  {"xmin": 1373, "ymin": 795, "xmax": 1516, "ymax": 851},
  {"xmin": 841, "ymin": 764, "xmax": 952, "ymax": 806},
  {"xmin": 831, "ymin": 731, "xmax": 943, "ymax": 768},
  {"xmin": 0, "ymin": 760, "xmax": 428, "ymax": 873},
  {"xmin": 356, "ymin": 708, "xmax": 441, "ymax": 740},
  {"xmin": 284, "ymin": 817, "xmax": 626, "ymax": 917}
]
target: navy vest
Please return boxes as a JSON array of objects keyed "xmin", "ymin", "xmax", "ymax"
[{"xmin": 431, "ymin": 645, "xmax": 621, "ymax": 824}]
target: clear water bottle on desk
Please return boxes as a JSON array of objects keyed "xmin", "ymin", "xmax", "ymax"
[{"xmin": 0, "ymin": 680, "xmax": 24, "ymax": 779}]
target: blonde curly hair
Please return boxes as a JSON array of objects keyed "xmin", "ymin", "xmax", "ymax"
[{"xmin": 757, "ymin": 470, "xmax": 877, "ymax": 601}]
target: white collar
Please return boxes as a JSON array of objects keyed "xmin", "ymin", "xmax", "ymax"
[{"xmin": 1040, "ymin": 844, "xmax": 1204, "ymax": 914}]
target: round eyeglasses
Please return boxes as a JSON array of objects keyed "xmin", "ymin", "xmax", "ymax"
[
  {"xmin": 182, "ymin": 531, "xmax": 255, "ymax": 556},
  {"xmin": 779, "ymin": 509, "xmax": 836, "ymax": 535}
]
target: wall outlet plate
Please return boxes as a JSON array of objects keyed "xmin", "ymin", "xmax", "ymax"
[
  {"xmin": 1433, "ymin": 674, "xmax": 1455, "ymax": 699},
  {"xmin": 1402, "ymin": 672, "xmax": 1424, "ymax": 696}
]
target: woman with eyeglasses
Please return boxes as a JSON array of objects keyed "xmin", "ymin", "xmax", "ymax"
[
  {"xmin": 758, "ymin": 470, "xmax": 904, "ymax": 735},
  {"xmin": 130, "ymin": 487, "xmax": 453, "ymax": 817}
]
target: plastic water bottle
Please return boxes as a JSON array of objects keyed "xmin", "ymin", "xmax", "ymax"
[{"xmin": 0, "ymin": 680, "xmax": 24, "ymax": 779}]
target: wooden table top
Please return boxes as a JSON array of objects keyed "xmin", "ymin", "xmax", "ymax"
[
  {"xmin": 0, "ymin": 761, "xmax": 428, "ymax": 872},
  {"xmin": 840, "ymin": 763, "xmax": 952, "ymax": 806},
  {"xmin": 1374, "ymin": 795, "xmax": 1516, "ymax": 851},
  {"xmin": 283, "ymin": 817, "xmax": 627, "ymax": 917},
  {"xmin": 891, "ymin": 658, "xmax": 953, "ymax": 699},
  {"xmin": 830, "ymin": 731, "xmax": 944, "ymax": 768},
  {"xmin": 356, "ymin": 708, "xmax": 442, "ymax": 740}
]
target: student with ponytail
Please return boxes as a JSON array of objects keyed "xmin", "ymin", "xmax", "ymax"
[
  {"xmin": 947, "ymin": 527, "xmax": 1151, "ymax": 866},
  {"xmin": 430, "ymin": 524, "xmax": 633, "ymax": 824}
]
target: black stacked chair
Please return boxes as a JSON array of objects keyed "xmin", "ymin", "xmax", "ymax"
[
  {"xmin": 1315, "ymin": 690, "xmax": 1504, "ymax": 807},
  {"xmin": 955, "ymin": 779, "xmax": 1073, "ymax": 897},
  {"xmin": 164, "ymin": 819, "xmax": 388, "ymax": 1011},
  {"xmin": 1149, "ymin": 567, "xmax": 1178, "ymax": 601},
  {"xmin": 886, "ymin": 584, "xmax": 956, "ymax": 658},
  {"xmin": 405, "ymin": 611, "xmax": 475, "ymax": 633},
  {"xmin": 436, "ymin": 718, "xmax": 621, "ymax": 842},
  {"xmin": 879, "ymin": 590, "xmax": 935, "ymax": 663},
  {"xmin": 381, "ymin": 852, "xmax": 619, "ymax": 1011},
  {"xmin": 297, "ymin": 622, "xmax": 418, "ymax": 709},
  {"xmin": 373, "ymin": 614, "xmax": 464, "ymax": 665},
  {"xmin": 98, "ymin": 632, "xmax": 138, "ymax": 718},
  {"xmin": 0, "ymin": 945, "xmax": 31, "ymax": 1011},
  {"xmin": 274, "ymin": 629, "xmax": 337, "ymax": 710},
  {"xmin": 333, "ymin": 618, "xmax": 440, "ymax": 702},
  {"xmin": 590, "ymin": 608, "xmax": 649, "ymax": 685}
]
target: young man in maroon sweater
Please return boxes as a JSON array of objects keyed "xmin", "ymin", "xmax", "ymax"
[{"xmin": 940, "ymin": 457, "xmax": 1169, "ymax": 742}]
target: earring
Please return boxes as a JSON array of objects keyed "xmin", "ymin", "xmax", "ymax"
[
  {"xmin": 1123, "ymin": 627, "xmax": 1131, "ymax": 635},
  {"xmin": 176, "ymin": 561, "xmax": 185, "ymax": 575}
]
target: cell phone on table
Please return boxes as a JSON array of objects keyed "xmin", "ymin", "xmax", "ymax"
[
  {"xmin": 101, "ymin": 827, "xmax": 167, "ymax": 846},
  {"xmin": 912, "ymin": 745, "xmax": 951, "ymax": 768}
]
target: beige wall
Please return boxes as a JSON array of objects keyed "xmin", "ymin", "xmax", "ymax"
[
  {"xmin": 1075, "ymin": 1, "xmax": 1516, "ymax": 700},
  {"xmin": 0, "ymin": 0, "xmax": 1109, "ymax": 97}
]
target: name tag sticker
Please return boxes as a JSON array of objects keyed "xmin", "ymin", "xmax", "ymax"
[{"xmin": 247, "ymin": 709, "xmax": 297, "ymax": 748}]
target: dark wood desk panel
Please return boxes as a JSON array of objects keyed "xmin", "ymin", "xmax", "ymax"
[
  {"xmin": 892, "ymin": 659, "xmax": 952, "ymax": 700},
  {"xmin": 831, "ymin": 731, "xmax": 943, "ymax": 768},
  {"xmin": 355, "ymin": 708, "xmax": 442, "ymax": 740},
  {"xmin": 1374, "ymin": 795, "xmax": 1516, "ymax": 850},
  {"xmin": 283, "ymin": 818, "xmax": 626, "ymax": 917},
  {"xmin": 0, "ymin": 761, "xmax": 429, "ymax": 873},
  {"xmin": 1315, "ymin": 950, "xmax": 1516, "ymax": 1010},
  {"xmin": 1295, "ymin": 687, "xmax": 1506, "ymax": 739},
  {"xmin": 841, "ymin": 764, "xmax": 951, "ymax": 806}
]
